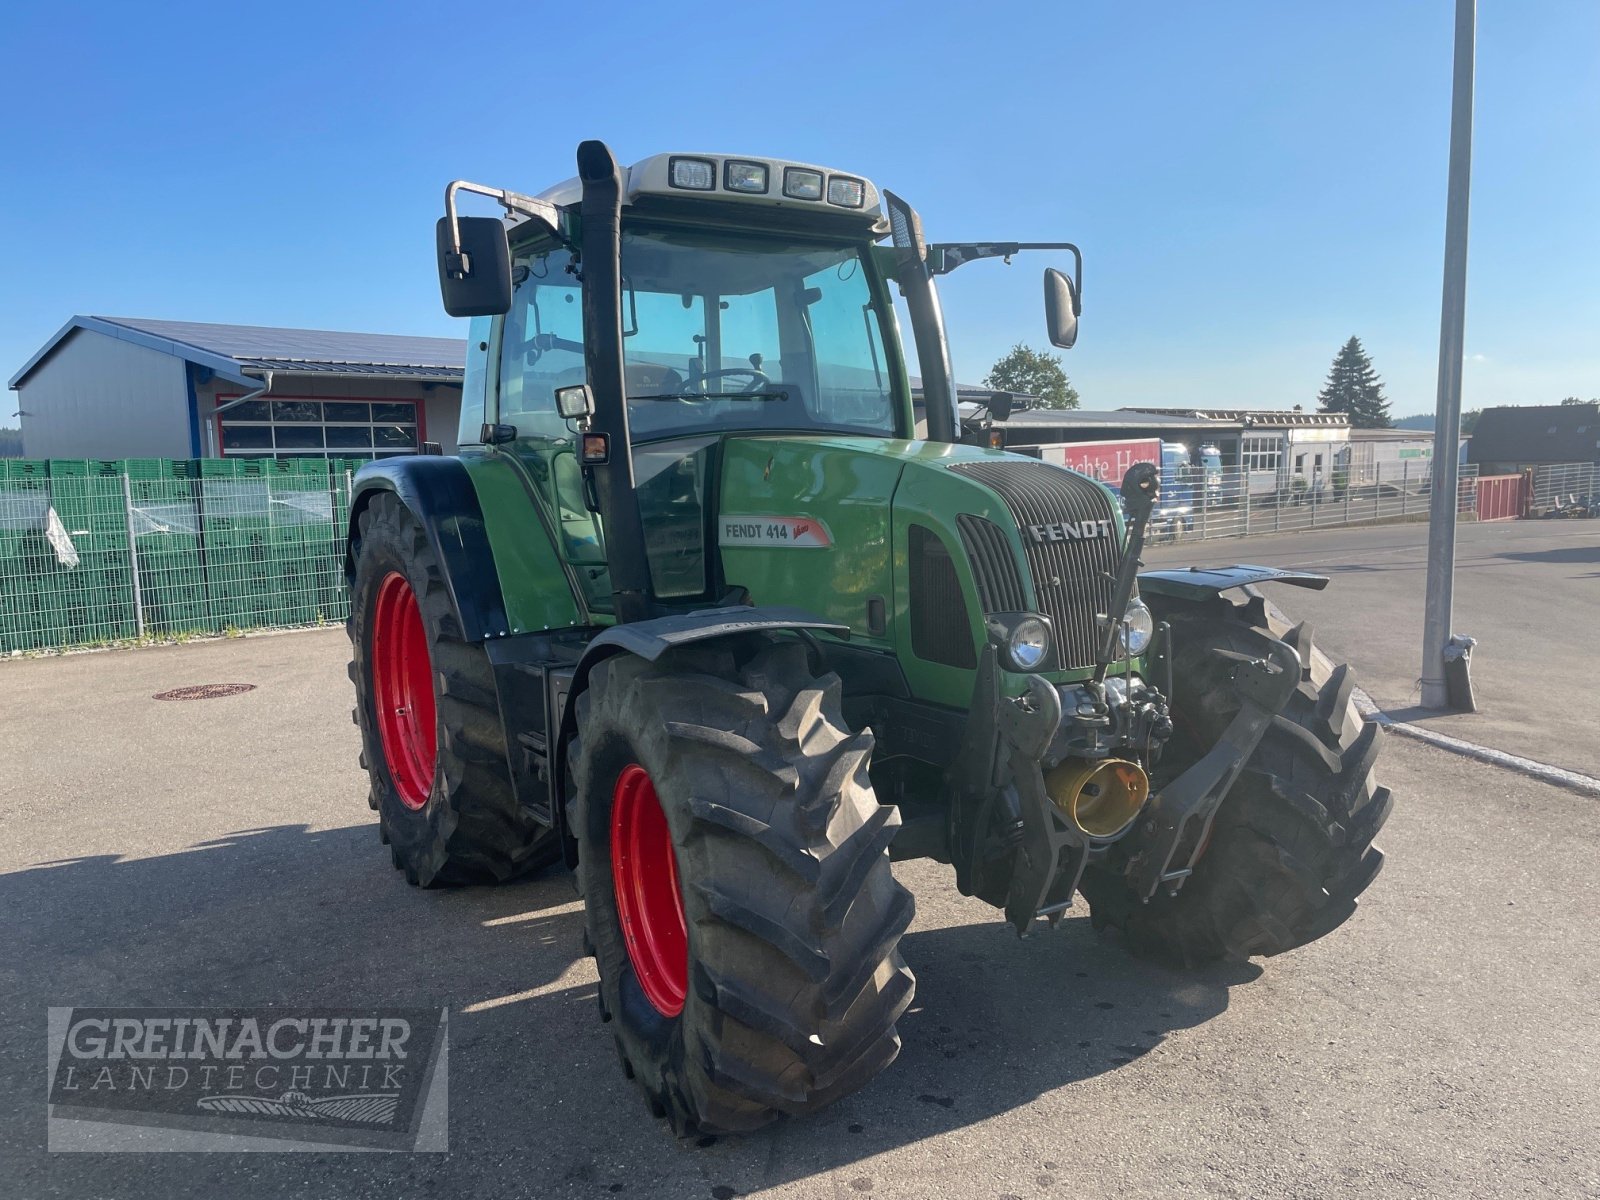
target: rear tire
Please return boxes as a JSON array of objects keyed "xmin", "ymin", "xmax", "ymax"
[
  {"xmin": 349, "ymin": 491, "xmax": 561, "ymax": 885},
  {"xmin": 1080, "ymin": 592, "xmax": 1391, "ymax": 965},
  {"xmin": 569, "ymin": 638, "xmax": 915, "ymax": 1134}
]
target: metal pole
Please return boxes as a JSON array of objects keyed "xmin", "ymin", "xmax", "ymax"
[
  {"xmin": 121, "ymin": 474, "xmax": 145, "ymax": 638},
  {"xmin": 1422, "ymin": 0, "xmax": 1475, "ymax": 710}
]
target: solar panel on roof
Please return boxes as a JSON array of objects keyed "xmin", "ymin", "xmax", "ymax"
[{"xmin": 100, "ymin": 317, "xmax": 466, "ymax": 372}]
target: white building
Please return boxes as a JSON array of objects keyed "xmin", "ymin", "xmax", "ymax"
[{"xmin": 1122, "ymin": 408, "xmax": 1351, "ymax": 496}]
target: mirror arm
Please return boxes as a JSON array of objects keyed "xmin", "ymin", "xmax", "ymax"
[
  {"xmin": 883, "ymin": 191, "xmax": 957, "ymax": 444},
  {"xmin": 928, "ymin": 241, "xmax": 1082, "ymax": 314},
  {"xmin": 442, "ymin": 180, "xmax": 565, "ymax": 273}
]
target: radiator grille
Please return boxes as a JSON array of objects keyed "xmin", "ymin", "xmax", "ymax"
[
  {"xmin": 949, "ymin": 461, "xmax": 1123, "ymax": 669},
  {"xmin": 907, "ymin": 523, "xmax": 976, "ymax": 669},
  {"xmin": 955, "ymin": 513, "xmax": 1027, "ymax": 613}
]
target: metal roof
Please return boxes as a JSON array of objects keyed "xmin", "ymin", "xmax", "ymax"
[
  {"xmin": 1121, "ymin": 406, "xmax": 1349, "ymax": 429},
  {"xmin": 999, "ymin": 408, "xmax": 1241, "ymax": 432},
  {"xmin": 10, "ymin": 316, "xmax": 465, "ymax": 389},
  {"xmin": 1467, "ymin": 403, "xmax": 1600, "ymax": 465},
  {"xmin": 909, "ymin": 378, "xmax": 1027, "ymax": 399}
]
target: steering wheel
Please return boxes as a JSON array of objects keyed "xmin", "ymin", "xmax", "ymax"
[{"xmin": 683, "ymin": 367, "xmax": 771, "ymax": 395}]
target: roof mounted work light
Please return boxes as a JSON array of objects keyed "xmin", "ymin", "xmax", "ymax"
[
  {"xmin": 782, "ymin": 167, "xmax": 824, "ymax": 200},
  {"xmin": 826, "ymin": 176, "xmax": 866, "ymax": 208},
  {"xmin": 724, "ymin": 160, "xmax": 769, "ymax": 194},
  {"xmin": 667, "ymin": 157, "xmax": 716, "ymax": 190}
]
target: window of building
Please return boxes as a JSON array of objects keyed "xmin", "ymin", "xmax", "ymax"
[
  {"xmin": 1241, "ymin": 435, "xmax": 1281, "ymax": 473},
  {"xmin": 216, "ymin": 397, "xmax": 422, "ymax": 460}
]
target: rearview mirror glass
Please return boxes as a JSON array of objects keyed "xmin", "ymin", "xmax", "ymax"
[
  {"xmin": 435, "ymin": 216, "xmax": 512, "ymax": 317},
  {"xmin": 1043, "ymin": 267, "xmax": 1079, "ymax": 350}
]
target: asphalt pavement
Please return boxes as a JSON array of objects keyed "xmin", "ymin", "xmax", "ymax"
[{"xmin": 4, "ymin": 519, "xmax": 1598, "ymax": 1198}]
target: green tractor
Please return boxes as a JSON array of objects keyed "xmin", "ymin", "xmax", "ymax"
[{"xmin": 345, "ymin": 141, "xmax": 1390, "ymax": 1134}]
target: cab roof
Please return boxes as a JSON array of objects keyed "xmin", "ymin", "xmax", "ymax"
[{"xmin": 527, "ymin": 152, "xmax": 889, "ymax": 236}]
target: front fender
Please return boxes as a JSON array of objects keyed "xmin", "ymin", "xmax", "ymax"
[
  {"xmin": 345, "ymin": 457, "xmax": 509, "ymax": 641},
  {"xmin": 551, "ymin": 607, "xmax": 850, "ymax": 858},
  {"xmin": 1137, "ymin": 564, "xmax": 1329, "ymax": 602}
]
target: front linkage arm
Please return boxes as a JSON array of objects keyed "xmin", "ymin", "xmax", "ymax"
[
  {"xmin": 949, "ymin": 646, "xmax": 1089, "ymax": 935},
  {"xmin": 1121, "ymin": 637, "xmax": 1301, "ymax": 900}
]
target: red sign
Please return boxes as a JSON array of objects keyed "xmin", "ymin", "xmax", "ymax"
[{"xmin": 1036, "ymin": 438, "xmax": 1162, "ymax": 485}]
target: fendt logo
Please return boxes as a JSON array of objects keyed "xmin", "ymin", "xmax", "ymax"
[{"xmin": 1027, "ymin": 519, "xmax": 1114, "ymax": 544}]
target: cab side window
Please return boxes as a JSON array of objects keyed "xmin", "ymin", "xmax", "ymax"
[{"xmin": 497, "ymin": 248, "xmax": 585, "ymax": 439}]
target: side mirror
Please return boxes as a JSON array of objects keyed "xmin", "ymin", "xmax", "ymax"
[
  {"xmin": 1043, "ymin": 267, "xmax": 1079, "ymax": 350},
  {"xmin": 436, "ymin": 216, "xmax": 512, "ymax": 317},
  {"xmin": 987, "ymin": 391, "xmax": 1015, "ymax": 422},
  {"xmin": 555, "ymin": 384, "xmax": 594, "ymax": 420}
]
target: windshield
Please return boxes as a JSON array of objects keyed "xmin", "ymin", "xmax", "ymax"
[
  {"xmin": 620, "ymin": 226, "xmax": 900, "ymax": 440},
  {"xmin": 495, "ymin": 227, "xmax": 901, "ymax": 443}
]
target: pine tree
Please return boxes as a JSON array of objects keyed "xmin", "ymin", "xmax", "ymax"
[{"xmin": 1316, "ymin": 337, "xmax": 1392, "ymax": 428}]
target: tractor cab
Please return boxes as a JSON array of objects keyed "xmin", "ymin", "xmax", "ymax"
[
  {"xmin": 479, "ymin": 183, "xmax": 910, "ymax": 609},
  {"xmin": 439, "ymin": 150, "xmax": 1083, "ymax": 634}
]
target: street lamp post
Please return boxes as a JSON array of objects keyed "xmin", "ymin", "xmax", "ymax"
[{"xmin": 1421, "ymin": 0, "xmax": 1477, "ymax": 711}]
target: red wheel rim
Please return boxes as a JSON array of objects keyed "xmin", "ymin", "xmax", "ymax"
[
  {"xmin": 610, "ymin": 764, "xmax": 688, "ymax": 1017},
  {"xmin": 371, "ymin": 572, "xmax": 436, "ymax": 811}
]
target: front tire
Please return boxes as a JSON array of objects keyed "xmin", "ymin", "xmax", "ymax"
[
  {"xmin": 348, "ymin": 492, "xmax": 561, "ymax": 885},
  {"xmin": 1080, "ymin": 591, "xmax": 1392, "ymax": 965},
  {"xmin": 569, "ymin": 638, "xmax": 915, "ymax": 1134}
]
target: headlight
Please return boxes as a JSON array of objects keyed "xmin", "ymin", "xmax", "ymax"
[
  {"xmin": 1002, "ymin": 615, "xmax": 1051, "ymax": 672},
  {"xmin": 1118, "ymin": 600, "xmax": 1154, "ymax": 657}
]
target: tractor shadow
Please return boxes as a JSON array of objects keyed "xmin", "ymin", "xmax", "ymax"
[
  {"xmin": 1497, "ymin": 541, "xmax": 1600, "ymax": 575},
  {"xmin": 675, "ymin": 905, "xmax": 1257, "ymax": 1193},
  {"xmin": 4, "ymin": 825, "xmax": 1255, "ymax": 1198}
]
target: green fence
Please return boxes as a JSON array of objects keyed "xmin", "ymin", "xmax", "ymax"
[{"xmin": 0, "ymin": 458, "xmax": 364, "ymax": 653}]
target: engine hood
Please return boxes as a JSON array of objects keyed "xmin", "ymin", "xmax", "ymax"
[{"xmin": 715, "ymin": 434, "xmax": 1127, "ymax": 707}]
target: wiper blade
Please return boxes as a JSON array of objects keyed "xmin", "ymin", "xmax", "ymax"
[{"xmin": 629, "ymin": 391, "xmax": 790, "ymax": 403}]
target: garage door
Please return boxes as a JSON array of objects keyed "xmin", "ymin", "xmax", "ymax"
[{"xmin": 216, "ymin": 397, "xmax": 422, "ymax": 460}]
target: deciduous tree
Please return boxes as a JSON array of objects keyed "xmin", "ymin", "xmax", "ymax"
[{"xmin": 984, "ymin": 344, "xmax": 1079, "ymax": 410}]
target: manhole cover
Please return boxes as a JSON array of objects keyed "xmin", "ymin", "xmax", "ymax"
[{"xmin": 152, "ymin": 684, "xmax": 257, "ymax": 702}]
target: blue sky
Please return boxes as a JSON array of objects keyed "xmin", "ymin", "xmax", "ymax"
[{"xmin": 2, "ymin": 0, "xmax": 1596, "ymax": 422}]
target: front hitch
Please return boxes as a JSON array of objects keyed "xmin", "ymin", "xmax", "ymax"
[{"xmin": 950, "ymin": 631, "xmax": 1301, "ymax": 934}]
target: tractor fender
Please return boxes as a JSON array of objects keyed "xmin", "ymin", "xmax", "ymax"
[
  {"xmin": 551, "ymin": 607, "xmax": 850, "ymax": 860},
  {"xmin": 345, "ymin": 458, "xmax": 509, "ymax": 641},
  {"xmin": 1136, "ymin": 564, "xmax": 1329, "ymax": 603}
]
